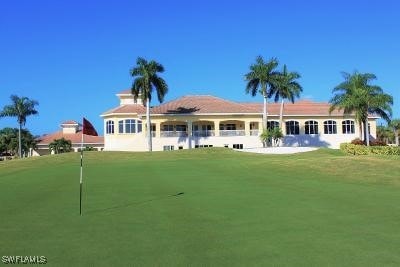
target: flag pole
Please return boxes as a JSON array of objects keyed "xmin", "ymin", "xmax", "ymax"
[{"xmin": 80, "ymin": 121, "xmax": 84, "ymax": 216}]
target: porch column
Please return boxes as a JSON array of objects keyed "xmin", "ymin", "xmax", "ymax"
[
  {"xmin": 155, "ymin": 122, "xmax": 161, "ymax": 138},
  {"xmin": 187, "ymin": 120, "xmax": 193, "ymax": 149},
  {"xmin": 245, "ymin": 121, "xmax": 251, "ymax": 136},
  {"xmin": 281, "ymin": 120, "xmax": 286, "ymax": 135},
  {"xmin": 213, "ymin": 120, "xmax": 221, "ymax": 136}
]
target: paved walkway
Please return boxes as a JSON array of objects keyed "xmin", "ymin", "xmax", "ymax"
[{"xmin": 236, "ymin": 147, "xmax": 319, "ymax": 154}]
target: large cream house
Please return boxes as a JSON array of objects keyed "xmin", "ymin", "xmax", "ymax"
[{"xmin": 101, "ymin": 89, "xmax": 378, "ymax": 151}]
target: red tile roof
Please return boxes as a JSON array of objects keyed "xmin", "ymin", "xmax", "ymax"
[
  {"xmin": 150, "ymin": 95, "xmax": 255, "ymax": 114},
  {"xmin": 103, "ymin": 93, "xmax": 365, "ymax": 116},
  {"xmin": 102, "ymin": 104, "xmax": 146, "ymax": 115},
  {"xmin": 61, "ymin": 120, "xmax": 79, "ymax": 125},
  {"xmin": 150, "ymin": 96, "xmax": 348, "ymax": 116},
  {"xmin": 37, "ymin": 131, "xmax": 104, "ymax": 145},
  {"xmin": 241, "ymin": 99, "xmax": 346, "ymax": 116},
  {"xmin": 117, "ymin": 89, "xmax": 132, "ymax": 95}
]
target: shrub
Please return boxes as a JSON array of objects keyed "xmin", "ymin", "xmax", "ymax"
[
  {"xmin": 351, "ymin": 138, "xmax": 365, "ymax": 145},
  {"xmin": 340, "ymin": 143, "xmax": 400, "ymax": 155},
  {"xmin": 78, "ymin": 146, "xmax": 97, "ymax": 152},
  {"xmin": 350, "ymin": 138, "xmax": 387, "ymax": 146},
  {"xmin": 370, "ymin": 140, "xmax": 387, "ymax": 146}
]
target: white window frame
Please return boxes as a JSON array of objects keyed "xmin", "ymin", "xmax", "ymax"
[
  {"xmin": 324, "ymin": 120, "xmax": 337, "ymax": 134},
  {"xmin": 305, "ymin": 120, "xmax": 318, "ymax": 135}
]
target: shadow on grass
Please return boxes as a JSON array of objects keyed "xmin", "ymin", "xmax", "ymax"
[{"xmin": 85, "ymin": 192, "xmax": 185, "ymax": 215}]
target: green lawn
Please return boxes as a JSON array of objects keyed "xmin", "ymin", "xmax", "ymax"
[{"xmin": 1, "ymin": 148, "xmax": 400, "ymax": 266}]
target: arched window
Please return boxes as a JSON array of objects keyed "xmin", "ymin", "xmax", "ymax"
[
  {"xmin": 286, "ymin": 121, "xmax": 299, "ymax": 135},
  {"xmin": 267, "ymin": 121, "xmax": 280, "ymax": 130},
  {"xmin": 324, "ymin": 120, "xmax": 337, "ymax": 134},
  {"xmin": 106, "ymin": 120, "xmax": 114, "ymax": 134},
  {"xmin": 305, "ymin": 120, "xmax": 318, "ymax": 134},
  {"xmin": 342, "ymin": 120, "xmax": 355, "ymax": 134}
]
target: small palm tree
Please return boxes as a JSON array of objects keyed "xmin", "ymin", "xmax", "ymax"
[
  {"xmin": 49, "ymin": 138, "xmax": 72, "ymax": 154},
  {"xmin": 330, "ymin": 72, "xmax": 393, "ymax": 146},
  {"xmin": 389, "ymin": 119, "xmax": 400, "ymax": 146},
  {"xmin": 130, "ymin": 57, "xmax": 168, "ymax": 152},
  {"xmin": 245, "ymin": 56, "xmax": 279, "ymax": 130},
  {"xmin": 0, "ymin": 95, "xmax": 39, "ymax": 157},
  {"xmin": 269, "ymin": 64, "xmax": 303, "ymax": 128}
]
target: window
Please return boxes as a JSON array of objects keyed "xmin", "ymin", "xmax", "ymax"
[
  {"xmin": 305, "ymin": 120, "xmax": 318, "ymax": 134},
  {"xmin": 175, "ymin": 125, "xmax": 187, "ymax": 132},
  {"xmin": 233, "ymin": 144, "xmax": 243, "ymax": 149},
  {"xmin": 137, "ymin": 120, "xmax": 142, "ymax": 133},
  {"xmin": 324, "ymin": 120, "xmax": 337, "ymax": 134},
  {"xmin": 250, "ymin": 122, "xmax": 258, "ymax": 130},
  {"xmin": 202, "ymin": 125, "xmax": 212, "ymax": 131},
  {"xmin": 125, "ymin": 119, "xmax": 136, "ymax": 133},
  {"xmin": 342, "ymin": 120, "xmax": 355, "ymax": 134},
  {"xmin": 267, "ymin": 121, "xmax": 280, "ymax": 130},
  {"xmin": 163, "ymin": 145, "xmax": 174, "ymax": 151},
  {"xmin": 106, "ymin": 120, "xmax": 114, "ymax": 134},
  {"xmin": 285, "ymin": 121, "xmax": 299, "ymax": 135},
  {"xmin": 220, "ymin": 124, "xmax": 236, "ymax": 130},
  {"xmin": 178, "ymin": 146, "xmax": 183, "ymax": 150},
  {"xmin": 163, "ymin": 125, "xmax": 174, "ymax": 131},
  {"xmin": 118, "ymin": 120, "xmax": 124, "ymax": 133}
]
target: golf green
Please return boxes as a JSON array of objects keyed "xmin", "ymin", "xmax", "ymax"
[{"xmin": 1, "ymin": 148, "xmax": 399, "ymax": 266}]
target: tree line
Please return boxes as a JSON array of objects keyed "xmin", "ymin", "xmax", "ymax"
[{"xmin": 1, "ymin": 55, "xmax": 398, "ymax": 156}]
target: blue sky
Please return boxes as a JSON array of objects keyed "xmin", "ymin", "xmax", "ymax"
[{"xmin": 1, "ymin": 0, "xmax": 399, "ymax": 135}]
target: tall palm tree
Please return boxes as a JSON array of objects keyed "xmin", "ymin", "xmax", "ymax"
[
  {"xmin": 389, "ymin": 119, "xmax": 400, "ymax": 146},
  {"xmin": 130, "ymin": 57, "xmax": 168, "ymax": 152},
  {"xmin": 269, "ymin": 64, "xmax": 303, "ymax": 128},
  {"xmin": 330, "ymin": 72, "xmax": 393, "ymax": 146},
  {"xmin": 245, "ymin": 56, "xmax": 279, "ymax": 130},
  {"xmin": 0, "ymin": 95, "xmax": 39, "ymax": 157}
]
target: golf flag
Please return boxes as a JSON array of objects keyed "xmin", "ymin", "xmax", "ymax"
[
  {"xmin": 80, "ymin": 117, "xmax": 97, "ymax": 216},
  {"xmin": 82, "ymin": 117, "xmax": 98, "ymax": 136}
]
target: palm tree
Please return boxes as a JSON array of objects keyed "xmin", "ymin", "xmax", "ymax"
[
  {"xmin": 0, "ymin": 95, "xmax": 39, "ymax": 157},
  {"xmin": 389, "ymin": 119, "xmax": 400, "ymax": 146},
  {"xmin": 245, "ymin": 56, "xmax": 279, "ymax": 130},
  {"xmin": 269, "ymin": 64, "xmax": 303, "ymax": 128},
  {"xmin": 330, "ymin": 72, "xmax": 393, "ymax": 146},
  {"xmin": 130, "ymin": 57, "xmax": 168, "ymax": 152},
  {"xmin": 49, "ymin": 138, "xmax": 72, "ymax": 154}
]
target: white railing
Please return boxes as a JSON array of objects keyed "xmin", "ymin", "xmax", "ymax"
[
  {"xmin": 192, "ymin": 130, "xmax": 215, "ymax": 137},
  {"xmin": 219, "ymin": 130, "xmax": 245, "ymax": 136},
  {"xmin": 250, "ymin": 130, "xmax": 259, "ymax": 136},
  {"xmin": 160, "ymin": 131, "xmax": 188, "ymax": 137}
]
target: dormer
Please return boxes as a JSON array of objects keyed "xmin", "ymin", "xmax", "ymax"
[
  {"xmin": 61, "ymin": 120, "xmax": 79, "ymax": 134},
  {"xmin": 117, "ymin": 89, "xmax": 143, "ymax": 106}
]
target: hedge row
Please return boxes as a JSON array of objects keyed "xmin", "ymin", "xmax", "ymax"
[{"xmin": 340, "ymin": 143, "xmax": 400, "ymax": 155}]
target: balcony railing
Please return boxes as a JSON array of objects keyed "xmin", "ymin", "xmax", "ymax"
[
  {"xmin": 160, "ymin": 131, "xmax": 188, "ymax": 137},
  {"xmin": 192, "ymin": 130, "xmax": 215, "ymax": 137},
  {"xmin": 219, "ymin": 130, "xmax": 245, "ymax": 136},
  {"xmin": 250, "ymin": 130, "xmax": 259, "ymax": 136}
]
